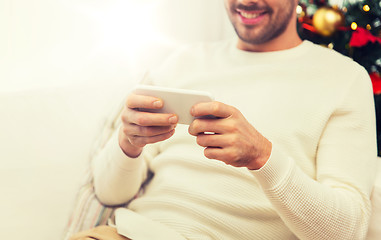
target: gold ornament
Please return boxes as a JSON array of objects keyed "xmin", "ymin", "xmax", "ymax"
[
  {"xmin": 312, "ymin": 6, "xmax": 344, "ymax": 37},
  {"xmin": 351, "ymin": 22, "xmax": 358, "ymax": 30}
]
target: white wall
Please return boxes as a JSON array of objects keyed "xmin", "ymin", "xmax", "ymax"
[
  {"xmin": 1, "ymin": 0, "xmax": 157, "ymax": 92},
  {"xmin": 1, "ymin": 0, "xmax": 233, "ymax": 92}
]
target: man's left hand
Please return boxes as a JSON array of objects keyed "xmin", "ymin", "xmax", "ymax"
[{"xmin": 188, "ymin": 101, "xmax": 272, "ymax": 170}]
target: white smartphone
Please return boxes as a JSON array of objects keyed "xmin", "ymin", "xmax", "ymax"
[{"xmin": 132, "ymin": 85, "xmax": 215, "ymax": 125}]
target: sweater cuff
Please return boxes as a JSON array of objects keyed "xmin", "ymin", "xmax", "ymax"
[
  {"xmin": 109, "ymin": 129, "xmax": 145, "ymax": 172},
  {"xmin": 250, "ymin": 145, "xmax": 294, "ymax": 190}
]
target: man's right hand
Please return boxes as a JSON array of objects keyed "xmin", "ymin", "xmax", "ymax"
[{"xmin": 118, "ymin": 93, "xmax": 178, "ymax": 158}]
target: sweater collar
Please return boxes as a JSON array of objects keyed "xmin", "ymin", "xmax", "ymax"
[{"xmin": 229, "ymin": 38, "xmax": 313, "ymax": 63}]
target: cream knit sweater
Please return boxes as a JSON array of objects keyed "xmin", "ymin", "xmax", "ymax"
[{"xmin": 92, "ymin": 40, "xmax": 377, "ymax": 240}]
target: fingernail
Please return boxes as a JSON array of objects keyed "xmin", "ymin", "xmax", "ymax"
[
  {"xmin": 153, "ymin": 100, "xmax": 162, "ymax": 108},
  {"xmin": 169, "ymin": 115, "xmax": 178, "ymax": 124},
  {"xmin": 190, "ymin": 107, "xmax": 195, "ymax": 116}
]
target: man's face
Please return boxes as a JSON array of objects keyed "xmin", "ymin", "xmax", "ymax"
[{"xmin": 224, "ymin": 0, "xmax": 298, "ymax": 50}]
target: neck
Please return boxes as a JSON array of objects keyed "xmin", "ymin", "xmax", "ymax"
[{"xmin": 237, "ymin": 35, "xmax": 302, "ymax": 52}]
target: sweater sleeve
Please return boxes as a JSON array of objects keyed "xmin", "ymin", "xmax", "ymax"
[
  {"xmin": 92, "ymin": 128, "xmax": 153, "ymax": 206},
  {"xmin": 251, "ymin": 68, "xmax": 377, "ymax": 240}
]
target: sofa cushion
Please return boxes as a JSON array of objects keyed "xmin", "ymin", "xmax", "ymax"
[{"xmin": 0, "ymin": 84, "xmax": 129, "ymax": 240}]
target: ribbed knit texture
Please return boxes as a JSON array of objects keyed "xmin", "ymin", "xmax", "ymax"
[{"xmin": 93, "ymin": 39, "xmax": 377, "ymax": 239}]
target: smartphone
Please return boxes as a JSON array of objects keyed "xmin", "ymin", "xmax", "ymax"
[{"xmin": 132, "ymin": 85, "xmax": 215, "ymax": 125}]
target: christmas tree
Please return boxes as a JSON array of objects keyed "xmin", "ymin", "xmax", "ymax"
[{"xmin": 297, "ymin": 0, "xmax": 381, "ymax": 155}]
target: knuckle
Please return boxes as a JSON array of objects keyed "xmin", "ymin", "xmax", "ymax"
[
  {"xmin": 231, "ymin": 105, "xmax": 238, "ymax": 114},
  {"xmin": 232, "ymin": 149, "xmax": 241, "ymax": 162},
  {"xmin": 225, "ymin": 120, "xmax": 238, "ymax": 132},
  {"xmin": 129, "ymin": 136, "xmax": 145, "ymax": 148},
  {"xmin": 121, "ymin": 113, "xmax": 128, "ymax": 123},
  {"xmin": 224, "ymin": 151, "xmax": 233, "ymax": 160},
  {"xmin": 126, "ymin": 95, "xmax": 134, "ymax": 108},
  {"xmin": 211, "ymin": 102, "xmax": 221, "ymax": 114},
  {"xmin": 230, "ymin": 134, "xmax": 240, "ymax": 144},
  {"xmin": 204, "ymin": 148, "xmax": 214, "ymax": 159},
  {"xmin": 147, "ymin": 134, "xmax": 165, "ymax": 145},
  {"xmin": 136, "ymin": 142, "xmax": 146, "ymax": 148},
  {"xmin": 139, "ymin": 126, "xmax": 151, "ymax": 136},
  {"xmin": 188, "ymin": 126, "xmax": 194, "ymax": 135},
  {"xmin": 127, "ymin": 136, "xmax": 137, "ymax": 145},
  {"xmin": 190, "ymin": 119, "xmax": 201, "ymax": 132},
  {"xmin": 231, "ymin": 123, "xmax": 239, "ymax": 132},
  {"xmin": 122, "ymin": 127, "xmax": 129, "ymax": 136},
  {"xmin": 192, "ymin": 119, "xmax": 200, "ymax": 127},
  {"xmin": 226, "ymin": 150, "xmax": 239, "ymax": 162},
  {"xmin": 136, "ymin": 116, "xmax": 147, "ymax": 126},
  {"xmin": 139, "ymin": 126, "xmax": 147, "ymax": 135},
  {"xmin": 196, "ymin": 136, "xmax": 205, "ymax": 146}
]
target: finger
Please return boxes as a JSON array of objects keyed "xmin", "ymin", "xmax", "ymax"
[
  {"xmin": 126, "ymin": 94, "xmax": 163, "ymax": 109},
  {"xmin": 203, "ymin": 146, "xmax": 243, "ymax": 165},
  {"xmin": 128, "ymin": 129, "xmax": 175, "ymax": 147},
  {"xmin": 188, "ymin": 118, "xmax": 235, "ymax": 136},
  {"xmin": 191, "ymin": 101, "xmax": 233, "ymax": 118},
  {"xmin": 203, "ymin": 147, "xmax": 226, "ymax": 161},
  {"xmin": 126, "ymin": 108, "xmax": 178, "ymax": 126},
  {"xmin": 196, "ymin": 131, "xmax": 236, "ymax": 148},
  {"xmin": 123, "ymin": 123, "xmax": 177, "ymax": 137},
  {"xmin": 195, "ymin": 133, "xmax": 228, "ymax": 148}
]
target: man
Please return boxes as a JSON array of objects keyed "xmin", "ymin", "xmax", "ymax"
[{"xmin": 71, "ymin": 0, "xmax": 377, "ymax": 239}]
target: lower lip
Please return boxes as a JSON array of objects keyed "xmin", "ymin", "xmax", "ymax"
[{"xmin": 238, "ymin": 13, "xmax": 266, "ymax": 25}]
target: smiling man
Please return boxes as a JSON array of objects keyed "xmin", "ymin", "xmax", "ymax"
[{"xmin": 70, "ymin": 0, "xmax": 377, "ymax": 239}]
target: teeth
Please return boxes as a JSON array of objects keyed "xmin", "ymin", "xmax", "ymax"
[{"xmin": 240, "ymin": 12, "xmax": 260, "ymax": 19}]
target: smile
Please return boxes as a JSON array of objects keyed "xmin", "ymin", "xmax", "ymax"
[
  {"xmin": 236, "ymin": 9, "xmax": 267, "ymax": 25},
  {"xmin": 239, "ymin": 11, "xmax": 261, "ymax": 19}
]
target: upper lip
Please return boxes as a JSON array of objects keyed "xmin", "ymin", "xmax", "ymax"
[{"xmin": 236, "ymin": 9, "xmax": 265, "ymax": 14}]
